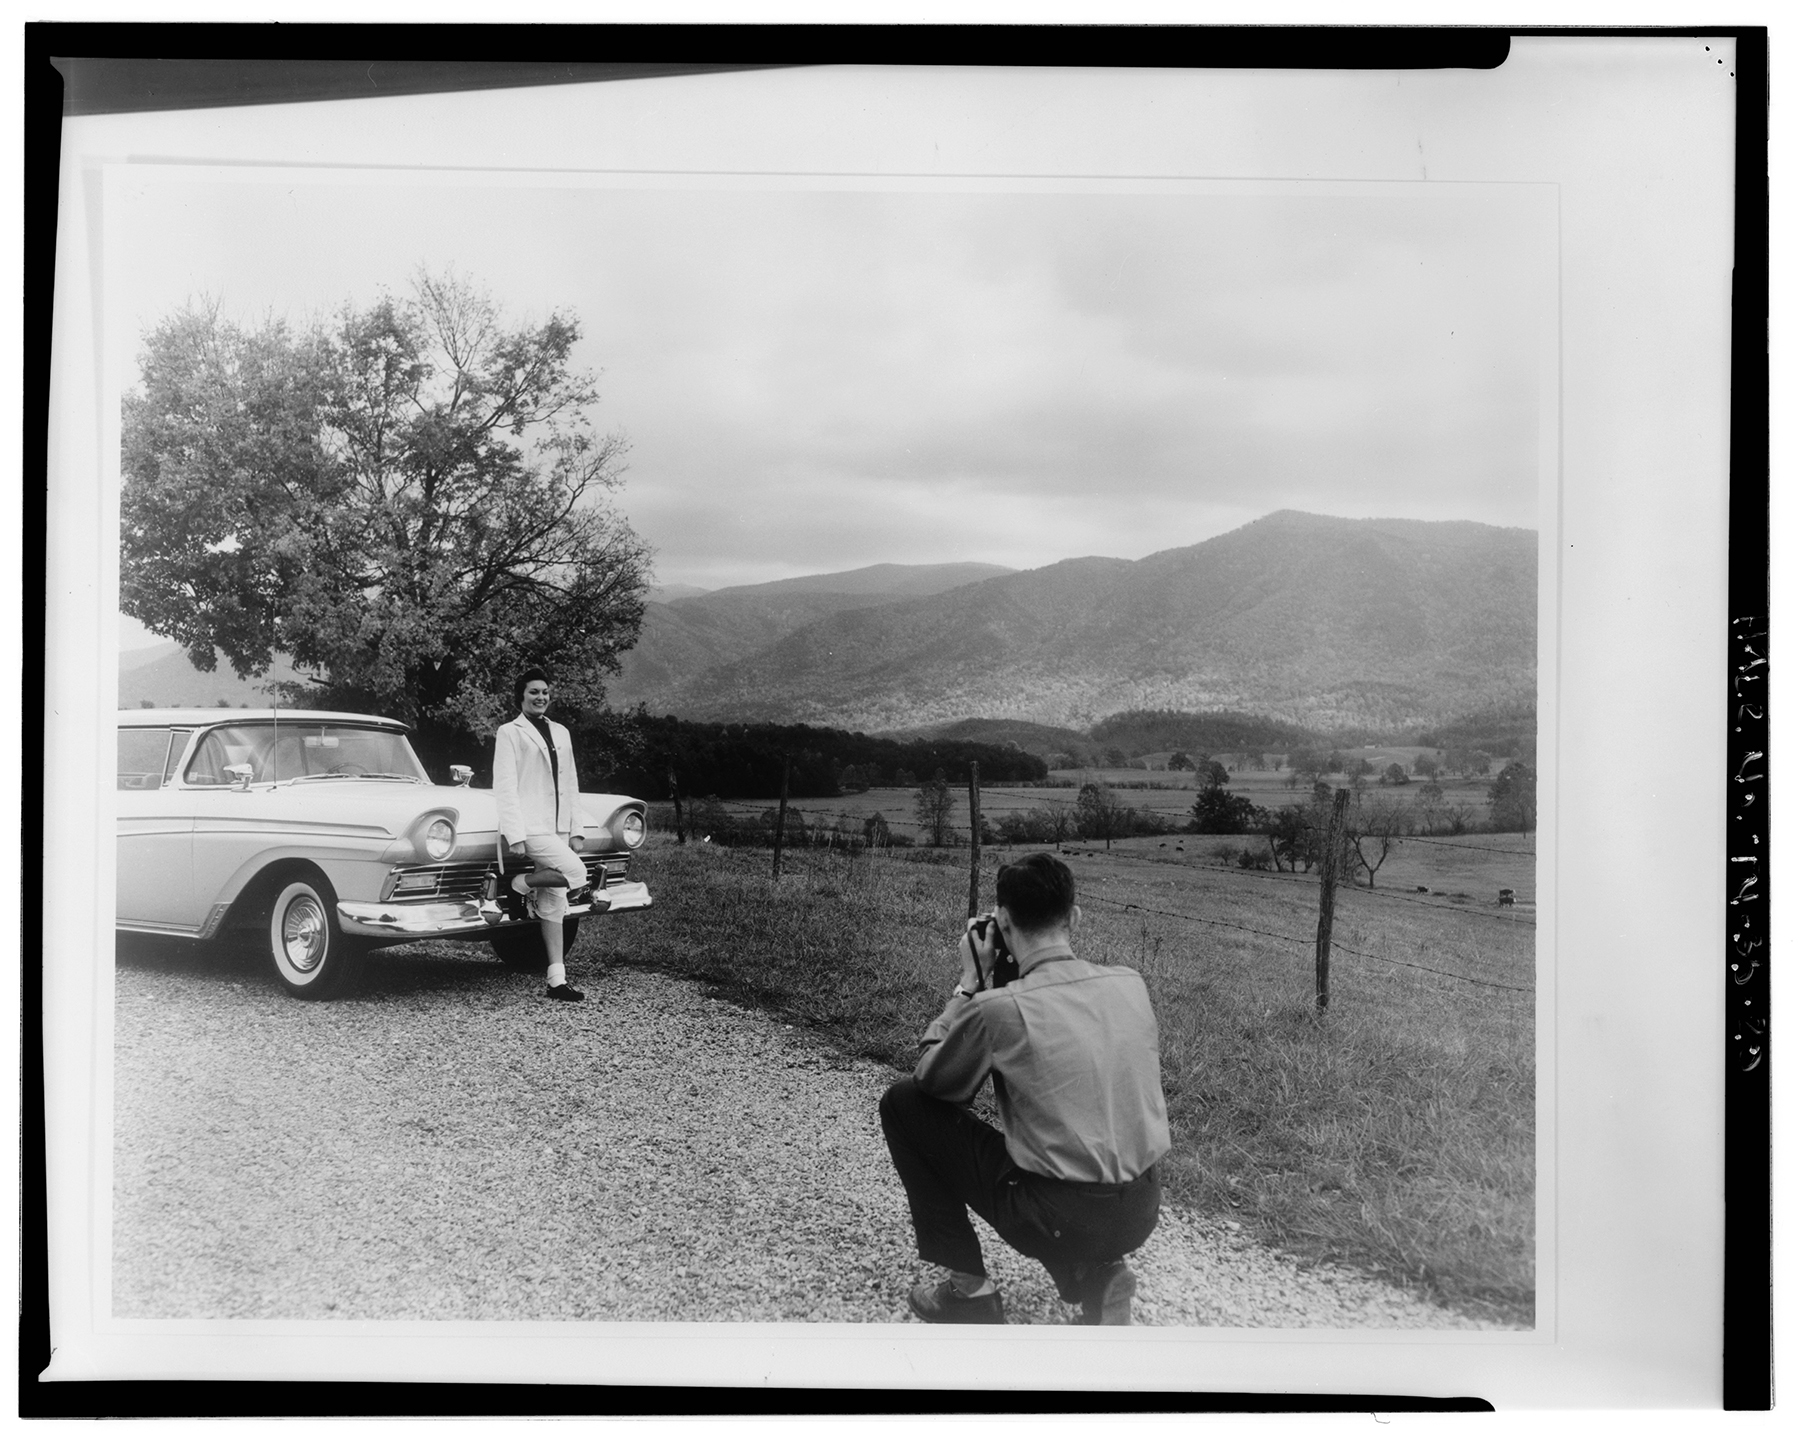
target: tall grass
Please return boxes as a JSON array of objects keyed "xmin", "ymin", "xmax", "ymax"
[{"xmin": 605, "ymin": 838, "xmax": 1534, "ymax": 1326}]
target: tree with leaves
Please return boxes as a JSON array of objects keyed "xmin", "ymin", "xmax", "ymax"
[
  {"xmin": 1447, "ymin": 748, "xmax": 1492, "ymax": 779},
  {"xmin": 1076, "ymin": 781, "xmax": 1128, "ymax": 849},
  {"xmin": 121, "ymin": 273, "xmax": 650, "ymax": 773},
  {"xmin": 1262, "ymin": 804, "xmax": 1319, "ymax": 872},
  {"xmin": 1287, "ymin": 748, "xmax": 1326, "ymax": 784},
  {"xmin": 1488, "ymin": 761, "xmax": 1538, "ymax": 835},
  {"xmin": 1190, "ymin": 786, "xmax": 1264, "ymax": 835},
  {"xmin": 1193, "ymin": 757, "xmax": 1231, "ymax": 789},
  {"xmin": 914, "ymin": 774, "xmax": 958, "ymax": 846}
]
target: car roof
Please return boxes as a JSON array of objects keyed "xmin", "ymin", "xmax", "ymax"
[{"xmin": 117, "ymin": 708, "xmax": 410, "ymax": 730}]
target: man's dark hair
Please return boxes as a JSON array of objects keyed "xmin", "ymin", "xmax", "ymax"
[
  {"xmin": 996, "ymin": 852, "xmax": 1076, "ymax": 933},
  {"xmin": 513, "ymin": 667, "xmax": 550, "ymax": 709}
]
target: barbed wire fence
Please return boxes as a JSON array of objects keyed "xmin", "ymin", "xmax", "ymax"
[{"xmin": 652, "ymin": 801, "xmax": 1535, "ymax": 1007}]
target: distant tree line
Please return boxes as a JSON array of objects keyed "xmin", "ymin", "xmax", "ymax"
[
  {"xmin": 1086, "ymin": 708, "xmax": 1316, "ymax": 760},
  {"xmin": 1415, "ymin": 701, "xmax": 1536, "ymax": 766},
  {"xmin": 1186, "ymin": 760, "xmax": 1536, "ymax": 884},
  {"xmin": 603, "ymin": 714, "xmax": 1047, "ymax": 802}
]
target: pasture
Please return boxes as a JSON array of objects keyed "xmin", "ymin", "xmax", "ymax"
[
  {"xmin": 664, "ymin": 769, "xmax": 1512, "ymax": 850},
  {"xmin": 617, "ymin": 830, "xmax": 1537, "ymax": 1325}
]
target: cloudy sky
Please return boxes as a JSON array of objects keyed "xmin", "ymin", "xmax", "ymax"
[{"xmin": 112, "ymin": 171, "xmax": 1548, "ymax": 644}]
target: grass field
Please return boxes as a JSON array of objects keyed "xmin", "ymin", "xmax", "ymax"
[
  {"xmin": 600, "ymin": 831, "xmax": 1536, "ymax": 1326},
  {"xmin": 663, "ymin": 771, "xmax": 1514, "ymax": 851}
]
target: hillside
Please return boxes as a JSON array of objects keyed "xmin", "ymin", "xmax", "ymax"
[
  {"xmin": 633, "ymin": 512, "xmax": 1535, "ymax": 734},
  {"xmin": 1087, "ymin": 709, "xmax": 1319, "ymax": 758},
  {"xmin": 118, "ymin": 642, "xmax": 302, "ymax": 710},
  {"xmin": 874, "ymin": 717, "xmax": 1098, "ymax": 762},
  {"xmin": 612, "ymin": 561, "xmax": 1014, "ymax": 703}
]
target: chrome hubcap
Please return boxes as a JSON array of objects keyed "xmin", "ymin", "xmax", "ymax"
[{"xmin": 281, "ymin": 895, "xmax": 328, "ymax": 973}]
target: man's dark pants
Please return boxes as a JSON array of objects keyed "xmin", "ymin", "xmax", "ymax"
[{"xmin": 879, "ymin": 1077, "xmax": 1160, "ymax": 1302}]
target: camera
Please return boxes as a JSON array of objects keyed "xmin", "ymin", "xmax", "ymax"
[{"xmin": 970, "ymin": 913, "xmax": 1020, "ymax": 990}]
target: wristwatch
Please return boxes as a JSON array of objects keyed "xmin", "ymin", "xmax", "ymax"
[{"xmin": 952, "ymin": 983, "xmax": 977, "ymax": 999}]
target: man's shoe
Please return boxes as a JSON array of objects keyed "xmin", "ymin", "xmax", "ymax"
[
  {"xmin": 546, "ymin": 983, "xmax": 586, "ymax": 1002},
  {"xmin": 908, "ymin": 1278, "xmax": 1005, "ymax": 1324},
  {"xmin": 1079, "ymin": 1260, "xmax": 1137, "ymax": 1325}
]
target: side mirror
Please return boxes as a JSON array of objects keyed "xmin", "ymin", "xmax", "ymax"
[
  {"xmin": 224, "ymin": 765, "xmax": 254, "ymax": 791},
  {"xmin": 450, "ymin": 765, "xmax": 474, "ymax": 787}
]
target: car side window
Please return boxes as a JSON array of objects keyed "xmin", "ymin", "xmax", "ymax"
[
  {"xmin": 117, "ymin": 728, "xmax": 173, "ymax": 790},
  {"xmin": 184, "ymin": 726, "xmax": 276, "ymax": 786}
]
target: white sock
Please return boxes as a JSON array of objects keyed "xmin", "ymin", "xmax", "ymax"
[
  {"xmin": 546, "ymin": 963, "xmax": 567, "ymax": 988},
  {"xmin": 950, "ymin": 1272, "xmax": 995, "ymax": 1297}
]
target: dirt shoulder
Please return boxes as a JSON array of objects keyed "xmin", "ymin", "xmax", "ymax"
[{"xmin": 114, "ymin": 939, "xmax": 1496, "ymax": 1328}]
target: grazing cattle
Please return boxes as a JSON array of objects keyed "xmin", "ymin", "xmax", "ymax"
[
  {"xmin": 1416, "ymin": 886, "xmax": 1429, "ymax": 893},
  {"xmin": 1498, "ymin": 888, "xmax": 1516, "ymax": 906}
]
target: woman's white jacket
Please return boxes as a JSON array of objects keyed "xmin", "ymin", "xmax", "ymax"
[{"xmin": 493, "ymin": 714, "xmax": 580, "ymax": 845}]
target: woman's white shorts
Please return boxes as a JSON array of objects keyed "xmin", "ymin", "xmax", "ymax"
[{"xmin": 518, "ymin": 834, "xmax": 587, "ymax": 921}]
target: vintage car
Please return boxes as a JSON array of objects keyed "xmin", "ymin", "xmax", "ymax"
[{"xmin": 115, "ymin": 708, "xmax": 652, "ymax": 999}]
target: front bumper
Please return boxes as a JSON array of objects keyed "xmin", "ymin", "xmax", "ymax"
[{"xmin": 337, "ymin": 881, "xmax": 653, "ymax": 939}]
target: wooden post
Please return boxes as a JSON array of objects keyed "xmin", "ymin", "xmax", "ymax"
[
  {"xmin": 668, "ymin": 767, "xmax": 686, "ymax": 845},
  {"xmin": 1313, "ymin": 787, "xmax": 1351, "ymax": 1012},
  {"xmin": 967, "ymin": 761, "xmax": 982, "ymax": 918},
  {"xmin": 772, "ymin": 754, "xmax": 791, "ymax": 879}
]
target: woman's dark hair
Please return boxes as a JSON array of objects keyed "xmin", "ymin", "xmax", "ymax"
[
  {"xmin": 513, "ymin": 667, "xmax": 550, "ymax": 710},
  {"xmin": 995, "ymin": 852, "xmax": 1076, "ymax": 933}
]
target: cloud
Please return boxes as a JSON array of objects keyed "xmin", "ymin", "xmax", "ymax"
[{"xmin": 115, "ymin": 179, "xmax": 1548, "ymax": 590}]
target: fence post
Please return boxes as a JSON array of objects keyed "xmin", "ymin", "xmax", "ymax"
[
  {"xmin": 967, "ymin": 761, "xmax": 982, "ymax": 918},
  {"xmin": 772, "ymin": 754, "xmax": 791, "ymax": 879},
  {"xmin": 668, "ymin": 767, "xmax": 686, "ymax": 845},
  {"xmin": 1314, "ymin": 787, "xmax": 1351, "ymax": 1012}
]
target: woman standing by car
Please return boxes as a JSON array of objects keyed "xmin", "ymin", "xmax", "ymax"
[{"xmin": 493, "ymin": 668, "xmax": 590, "ymax": 1001}]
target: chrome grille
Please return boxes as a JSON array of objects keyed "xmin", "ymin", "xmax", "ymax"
[
  {"xmin": 387, "ymin": 861, "xmax": 494, "ymax": 901},
  {"xmin": 386, "ymin": 852, "xmax": 630, "ymax": 901}
]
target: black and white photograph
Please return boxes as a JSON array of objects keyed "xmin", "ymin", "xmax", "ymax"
[
  {"xmin": 106, "ymin": 167, "xmax": 1551, "ymax": 1335},
  {"xmin": 38, "ymin": 44, "xmax": 1740, "ymax": 1401}
]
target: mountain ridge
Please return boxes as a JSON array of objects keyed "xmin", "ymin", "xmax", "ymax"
[
  {"xmin": 118, "ymin": 512, "xmax": 1536, "ymax": 738},
  {"xmin": 614, "ymin": 511, "xmax": 1535, "ymax": 734}
]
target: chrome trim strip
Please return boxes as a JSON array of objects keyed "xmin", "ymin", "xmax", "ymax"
[
  {"xmin": 338, "ymin": 897, "xmax": 597, "ymax": 938},
  {"xmin": 336, "ymin": 883, "xmax": 649, "ymax": 937},
  {"xmin": 196, "ymin": 902, "xmax": 232, "ymax": 941},
  {"xmin": 116, "ymin": 920, "xmax": 205, "ymax": 937}
]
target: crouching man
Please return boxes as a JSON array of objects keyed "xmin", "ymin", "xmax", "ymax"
[{"xmin": 879, "ymin": 851, "xmax": 1170, "ymax": 1325}]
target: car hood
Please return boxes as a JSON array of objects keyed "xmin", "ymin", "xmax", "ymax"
[{"xmin": 226, "ymin": 782, "xmax": 643, "ymax": 844}]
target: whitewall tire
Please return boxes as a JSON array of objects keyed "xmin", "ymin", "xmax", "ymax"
[{"xmin": 267, "ymin": 876, "xmax": 365, "ymax": 999}]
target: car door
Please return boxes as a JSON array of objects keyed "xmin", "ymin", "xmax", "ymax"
[{"xmin": 115, "ymin": 725, "xmax": 194, "ymax": 928}]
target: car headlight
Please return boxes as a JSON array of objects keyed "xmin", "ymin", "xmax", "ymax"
[
  {"xmin": 620, "ymin": 811, "xmax": 646, "ymax": 848},
  {"xmin": 423, "ymin": 817, "xmax": 456, "ymax": 861}
]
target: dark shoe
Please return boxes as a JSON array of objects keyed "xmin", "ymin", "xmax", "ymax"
[
  {"xmin": 1078, "ymin": 1260, "xmax": 1136, "ymax": 1325},
  {"xmin": 546, "ymin": 983, "xmax": 586, "ymax": 1002},
  {"xmin": 908, "ymin": 1278, "xmax": 1005, "ymax": 1324}
]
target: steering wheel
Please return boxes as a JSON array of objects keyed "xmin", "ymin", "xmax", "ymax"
[{"xmin": 328, "ymin": 762, "xmax": 368, "ymax": 776}]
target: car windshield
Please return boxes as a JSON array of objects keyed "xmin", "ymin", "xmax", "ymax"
[{"xmin": 183, "ymin": 723, "xmax": 428, "ymax": 786}]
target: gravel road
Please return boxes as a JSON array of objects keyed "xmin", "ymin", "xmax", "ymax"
[{"xmin": 113, "ymin": 938, "xmax": 1490, "ymax": 1328}]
